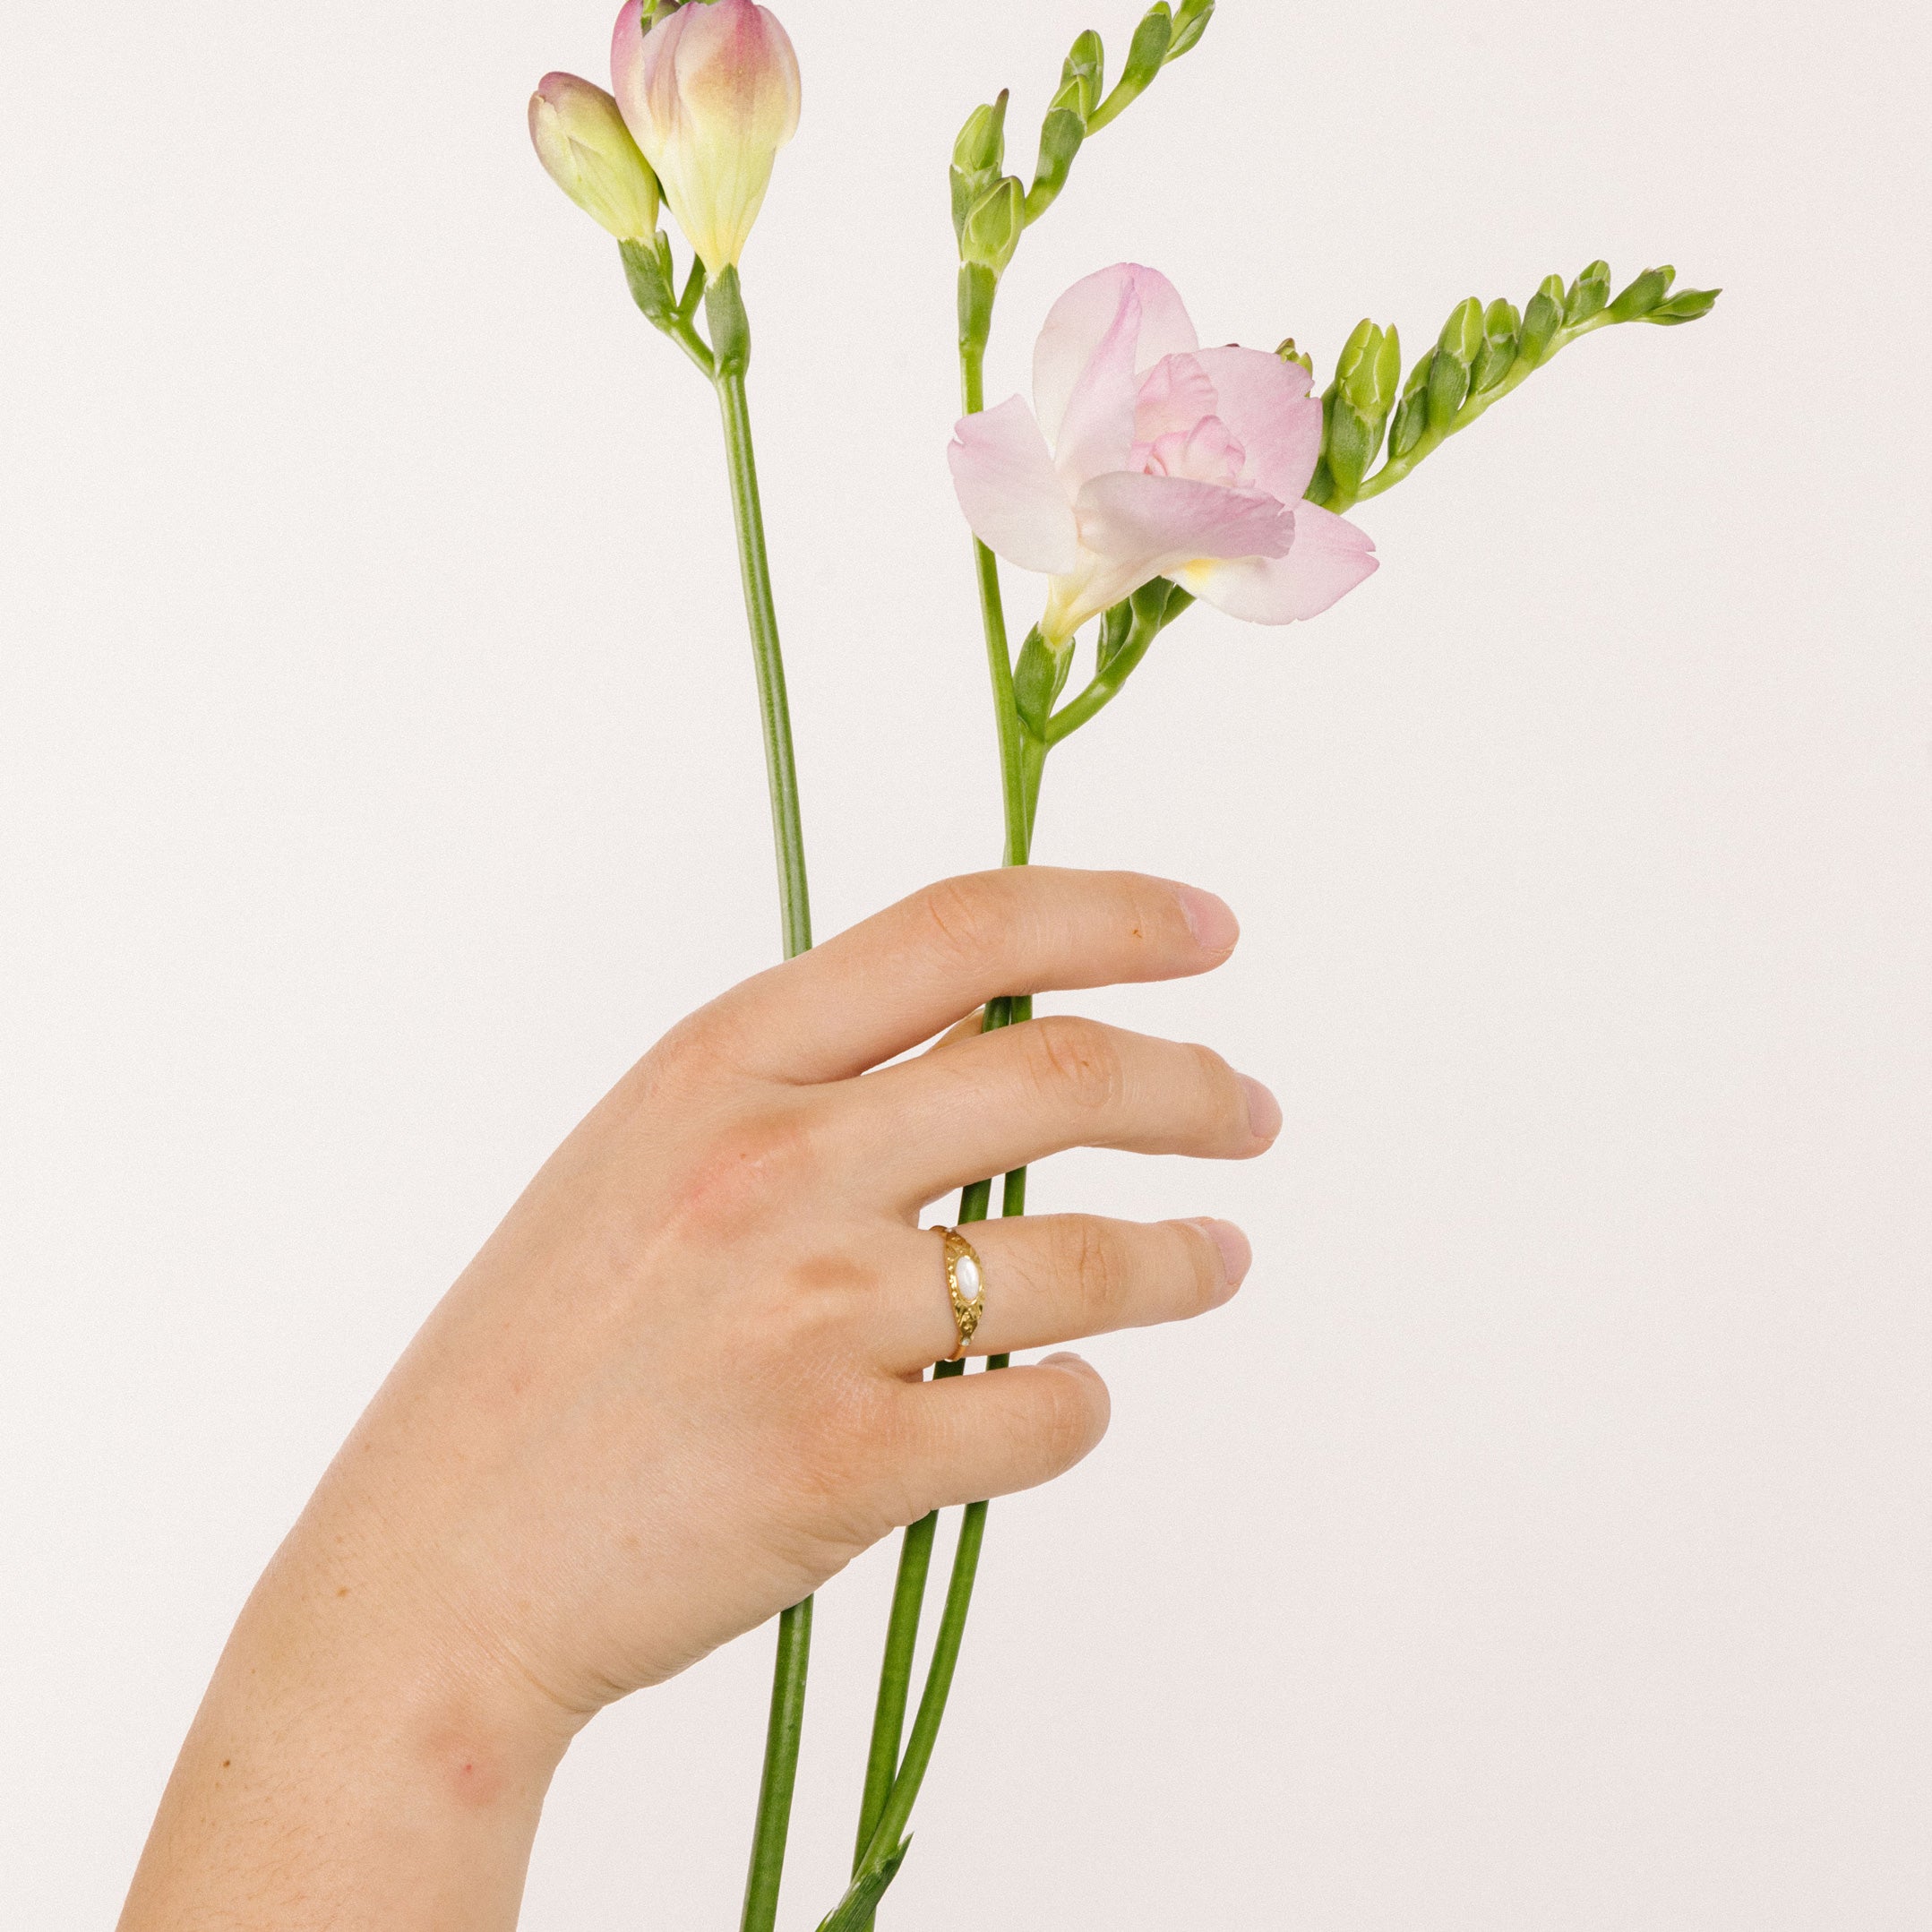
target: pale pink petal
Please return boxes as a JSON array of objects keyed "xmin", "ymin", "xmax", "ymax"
[
  {"xmin": 947, "ymin": 396, "xmax": 1079, "ymax": 575},
  {"xmin": 1181, "ymin": 502, "xmax": 1378, "ymax": 624},
  {"xmin": 1132, "ymin": 352, "xmax": 1217, "ymax": 448},
  {"xmin": 1191, "ymin": 346, "xmax": 1323, "ymax": 505},
  {"xmin": 1033, "ymin": 263, "xmax": 1198, "ymax": 445},
  {"xmin": 1044, "ymin": 470, "xmax": 1293, "ymax": 634},
  {"xmin": 1051, "ymin": 278, "xmax": 1143, "ymax": 493}
]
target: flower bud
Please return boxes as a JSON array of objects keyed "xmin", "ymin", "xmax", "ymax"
[
  {"xmin": 1606, "ymin": 264, "xmax": 1674, "ymax": 322},
  {"xmin": 1387, "ymin": 351, "xmax": 1432, "ymax": 460},
  {"xmin": 1169, "ymin": 0, "xmax": 1216, "ymax": 59},
  {"xmin": 1564, "ymin": 259, "xmax": 1612, "ymax": 325},
  {"xmin": 1274, "ymin": 337, "xmax": 1315, "ymax": 375},
  {"xmin": 611, "ymin": 0, "xmax": 801, "ymax": 275},
  {"xmin": 1061, "ymin": 30, "xmax": 1106, "ymax": 121},
  {"xmin": 1323, "ymin": 320, "xmax": 1402, "ymax": 499},
  {"xmin": 961, "ymin": 176, "xmax": 1025, "ymax": 277},
  {"xmin": 1428, "ymin": 296, "xmax": 1481, "ymax": 428},
  {"xmin": 1470, "ymin": 297, "xmax": 1519, "ymax": 393},
  {"xmin": 951, "ymin": 91, "xmax": 1009, "ymax": 241},
  {"xmin": 528, "ymin": 73, "xmax": 661, "ymax": 242},
  {"xmin": 1518, "ymin": 274, "xmax": 1567, "ymax": 365},
  {"xmin": 1644, "ymin": 284, "xmax": 1721, "ymax": 325}
]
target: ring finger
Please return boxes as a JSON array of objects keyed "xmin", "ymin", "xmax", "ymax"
[{"xmin": 870, "ymin": 1213, "xmax": 1253, "ymax": 1373}]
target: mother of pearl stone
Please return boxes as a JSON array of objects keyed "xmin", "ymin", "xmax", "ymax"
[{"xmin": 953, "ymin": 1253, "xmax": 983, "ymax": 1301}]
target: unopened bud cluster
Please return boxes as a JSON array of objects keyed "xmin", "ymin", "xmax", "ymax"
[{"xmin": 1303, "ymin": 259, "xmax": 1720, "ymax": 511}]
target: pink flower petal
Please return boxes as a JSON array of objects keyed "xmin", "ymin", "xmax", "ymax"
[
  {"xmin": 1133, "ymin": 352, "xmax": 1218, "ymax": 448},
  {"xmin": 1033, "ymin": 263, "xmax": 1198, "ymax": 446},
  {"xmin": 1181, "ymin": 501, "xmax": 1378, "ymax": 624},
  {"xmin": 1050, "ymin": 277, "xmax": 1143, "ymax": 494},
  {"xmin": 947, "ymin": 396, "xmax": 1079, "ymax": 575},
  {"xmin": 1043, "ymin": 470, "xmax": 1293, "ymax": 637},
  {"xmin": 1190, "ymin": 347, "xmax": 1323, "ymax": 506}
]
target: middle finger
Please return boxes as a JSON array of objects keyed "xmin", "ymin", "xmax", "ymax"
[{"xmin": 830, "ymin": 1013, "xmax": 1279, "ymax": 1208}]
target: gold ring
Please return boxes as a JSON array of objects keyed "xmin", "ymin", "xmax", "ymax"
[{"xmin": 937, "ymin": 1227, "xmax": 985, "ymax": 1361}]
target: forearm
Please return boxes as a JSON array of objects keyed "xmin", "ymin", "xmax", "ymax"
[{"xmin": 119, "ymin": 1506, "xmax": 573, "ymax": 1930}]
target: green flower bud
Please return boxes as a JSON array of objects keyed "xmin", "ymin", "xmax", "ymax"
[
  {"xmin": 1606, "ymin": 264, "xmax": 1674, "ymax": 322},
  {"xmin": 1014, "ymin": 628, "xmax": 1075, "ymax": 738},
  {"xmin": 1427, "ymin": 297, "xmax": 1481, "ymax": 427},
  {"xmin": 1026, "ymin": 105, "xmax": 1086, "ymax": 222},
  {"xmin": 1470, "ymin": 297, "xmax": 1519, "ymax": 394},
  {"xmin": 1387, "ymin": 351, "xmax": 1432, "ymax": 459},
  {"xmin": 620, "ymin": 232, "xmax": 678, "ymax": 325},
  {"xmin": 1274, "ymin": 336, "xmax": 1315, "ymax": 375},
  {"xmin": 1086, "ymin": 4, "xmax": 1172, "ymax": 131},
  {"xmin": 952, "ymin": 91, "xmax": 1008, "ymax": 176},
  {"xmin": 1564, "ymin": 259, "xmax": 1612, "ymax": 325},
  {"xmin": 1518, "ymin": 275, "xmax": 1567, "ymax": 365},
  {"xmin": 961, "ymin": 175, "xmax": 1025, "ymax": 275},
  {"xmin": 1168, "ymin": 0, "xmax": 1215, "ymax": 59},
  {"xmin": 1338, "ymin": 317, "xmax": 1402, "ymax": 416},
  {"xmin": 1061, "ymin": 29, "xmax": 1105, "ymax": 121},
  {"xmin": 1122, "ymin": 5, "xmax": 1174, "ymax": 88},
  {"xmin": 949, "ymin": 91, "xmax": 1009, "ymax": 241},
  {"xmin": 1644, "ymin": 285, "xmax": 1722, "ymax": 325}
]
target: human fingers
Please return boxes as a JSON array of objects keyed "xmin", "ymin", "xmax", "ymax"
[
  {"xmin": 893, "ymin": 1353, "xmax": 1112, "ymax": 1514},
  {"xmin": 682, "ymin": 870, "xmax": 1238, "ymax": 1084},
  {"xmin": 871, "ymin": 1214, "xmax": 1250, "ymax": 1373},
  {"xmin": 832, "ymin": 1014, "xmax": 1280, "ymax": 1208}
]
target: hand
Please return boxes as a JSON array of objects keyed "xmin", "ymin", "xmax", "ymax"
[{"xmin": 121, "ymin": 867, "xmax": 1278, "ymax": 1928}]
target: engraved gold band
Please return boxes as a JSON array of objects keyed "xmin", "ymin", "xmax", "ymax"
[{"xmin": 937, "ymin": 1226, "xmax": 985, "ymax": 1362}]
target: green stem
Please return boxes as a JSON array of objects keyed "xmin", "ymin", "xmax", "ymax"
[
  {"xmin": 851, "ymin": 1512, "xmax": 937, "ymax": 1894},
  {"xmin": 708, "ymin": 266, "xmax": 814, "ymax": 1932},
  {"xmin": 1043, "ymin": 605, "xmax": 1163, "ymax": 745}
]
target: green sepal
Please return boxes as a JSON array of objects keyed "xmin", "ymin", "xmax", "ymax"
[
  {"xmin": 1168, "ymin": 0, "xmax": 1215, "ymax": 59},
  {"xmin": 703, "ymin": 264, "xmax": 751, "ymax": 377},
  {"xmin": 1605, "ymin": 264, "xmax": 1675, "ymax": 322},
  {"xmin": 1061, "ymin": 30, "xmax": 1105, "ymax": 120},
  {"xmin": 1564, "ymin": 259, "xmax": 1612, "ymax": 325},
  {"xmin": 1643, "ymin": 285, "xmax": 1721, "ymax": 325},
  {"xmin": 1014, "ymin": 627, "xmax": 1075, "ymax": 739},
  {"xmin": 619, "ymin": 234, "xmax": 678, "ymax": 326},
  {"xmin": 1471, "ymin": 297, "xmax": 1520, "ymax": 393},
  {"xmin": 1518, "ymin": 276, "xmax": 1567, "ymax": 365},
  {"xmin": 1275, "ymin": 336, "xmax": 1315, "ymax": 375},
  {"xmin": 949, "ymin": 91, "xmax": 1009, "ymax": 241},
  {"xmin": 815, "ymin": 1837, "xmax": 914, "ymax": 1932},
  {"xmin": 1131, "ymin": 575, "xmax": 1182, "ymax": 627},
  {"xmin": 1096, "ymin": 598, "xmax": 1136, "ymax": 674},
  {"xmin": 961, "ymin": 175, "xmax": 1025, "ymax": 274},
  {"xmin": 1026, "ymin": 108, "xmax": 1086, "ymax": 223}
]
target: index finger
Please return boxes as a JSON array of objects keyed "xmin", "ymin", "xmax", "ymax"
[{"xmin": 686, "ymin": 868, "xmax": 1240, "ymax": 1085}]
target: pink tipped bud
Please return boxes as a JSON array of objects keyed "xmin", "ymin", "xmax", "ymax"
[
  {"xmin": 610, "ymin": 0, "xmax": 800, "ymax": 275},
  {"xmin": 529, "ymin": 72, "xmax": 661, "ymax": 243}
]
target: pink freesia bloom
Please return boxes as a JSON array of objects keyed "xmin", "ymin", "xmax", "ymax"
[
  {"xmin": 949, "ymin": 263, "xmax": 1378, "ymax": 642},
  {"xmin": 611, "ymin": 0, "xmax": 800, "ymax": 275}
]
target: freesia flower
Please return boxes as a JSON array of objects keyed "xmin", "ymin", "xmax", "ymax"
[
  {"xmin": 611, "ymin": 0, "xmax": 801, "ymax": 277},
  {"xmin": 528, "ymin": 72, "xmax": 662, "ymax": 243},
  {"xmin": 949, "ymin": 262, "xmax": 1378, "ymax": 642}
]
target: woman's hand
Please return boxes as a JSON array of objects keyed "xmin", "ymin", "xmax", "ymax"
[{"xmin": 121, "ymin": 867, "xmax": 1278, "ymax": 1929}]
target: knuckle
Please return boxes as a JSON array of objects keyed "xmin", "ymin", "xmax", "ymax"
[
  {"xmin": 1025, "ymin": 1016, "xmax": 1123, "ymax": 1114},
  {"xmin": 913, "ymin": 873, "xmax": 1006, "ymax": 968},
  {"xmin": 1057, "ymin": 1216, "xmax": 1129, "ymax": 1327}
]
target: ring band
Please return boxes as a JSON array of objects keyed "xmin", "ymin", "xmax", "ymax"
[{"xmin": 937, "ymin": 1226, "xmax": 985, "ymax": 1361}]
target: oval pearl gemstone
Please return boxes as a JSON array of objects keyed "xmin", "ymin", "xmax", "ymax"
[{"xmin": 953, "ymin": 1254, "xmax": 983, "ymax": 1301}]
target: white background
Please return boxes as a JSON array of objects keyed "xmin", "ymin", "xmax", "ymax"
[{"xmin": 4, "ymin": 0, "xmax": 1928, "ymax": 1925}]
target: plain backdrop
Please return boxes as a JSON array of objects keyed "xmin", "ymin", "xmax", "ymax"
[{"xmin": 3, "ymin": 0, "xmax": 1928, "ymax": 1926}]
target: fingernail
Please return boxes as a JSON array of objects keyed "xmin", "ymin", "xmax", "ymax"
[
  {"xmin": 1240, "ymin": 1075, "xmax": 1282, "ymax": 1142},
  {"xmin": 1189, "ymin": 1217, "xmax": 1252, "ymax": 1288},
  {"xmin": 1171, "ymin": 882, "xmax": 1239, "ymax": 955},
  {"xmin": 1040, "ymin": 1351, "xmax": 1089, "ymax": 1370}
]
